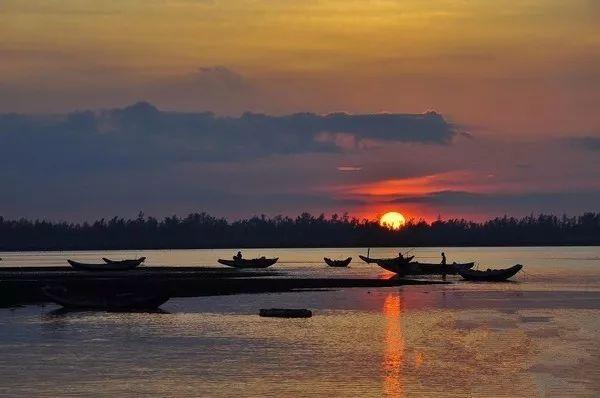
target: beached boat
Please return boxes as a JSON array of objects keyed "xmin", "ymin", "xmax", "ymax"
[
  {"xmin": 408, "ymin": 261, "xmax": 475, "ymax": 275},
  {"xmin": 67, "ymin": 259, "xmax": 143, "ymax": 271},
  {"xmin": 358, "ymin": 255, "xmax": 414, "ymax": 264},
  {"xmin": 458, "ymin": 264, "xmax": 523, "ymax": 282},
  {"xmin": 259, "ymin": 308, "xmax": 312, "ymax": 318},
  {"xmin": 324, "ymin": 257, "xmax": 352, "ymax": 267},
  {"xmin": 102, "ymin": 257, "xmax": 146, "ymax": 267},
  {"xmin": 43, "ymin": 286, "xmax": 170, "ymax": 310},
  {"xmin": 217, "ymin": 257, "xmax": 279, "ymax": 268}
]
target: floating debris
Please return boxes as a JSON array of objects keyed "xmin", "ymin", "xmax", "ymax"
[{"xmin": 259, "ymin": 308, "xmax": 312, "ymax": 318}]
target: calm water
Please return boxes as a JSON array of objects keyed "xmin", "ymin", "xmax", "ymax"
[{"xmin": 1, "ymin": 247, "xmax": 600, "ymax": 397}]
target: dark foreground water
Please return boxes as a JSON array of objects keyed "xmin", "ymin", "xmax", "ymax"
[{"xmin": 1, "ymin": 247, "xmax": 599, "ymax": 397}]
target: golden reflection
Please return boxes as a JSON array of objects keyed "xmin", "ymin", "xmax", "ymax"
[
  {"xmin": 382, "ymin": 293, "xmax": 404, "ymax": 398},
  {"xmin": 414, "ymin": 352, "xmax": 424, "ymax": 369}
]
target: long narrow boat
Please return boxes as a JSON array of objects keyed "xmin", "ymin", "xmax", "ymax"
[
  {"xmin": 43, "ymin": 286, "xmax": 170, "ymax": 310},
  {"xmin": 358, "ymin": 255, "xmax": 414, "ymax": 264},
  {"xmin": 324, "ymin": 257, "xmax": 352, "ymax": 267},
  {"xmin": 67, "ymin": 259, "xmax": 143, "ymax": 271},
  {"xmin": 408, "ymin": 262, "xmax": 475, "ymax": 275},
  {"xmin": 217, "ymin": 257, "xmax": 279, "ymax": 268},
  {"xmin": 102, "ymin": 257, "xmax": 146, "ymax": 267},
  {"xmin": 458, "ymin": 264, "xmax": 523, "ymax": 282}
]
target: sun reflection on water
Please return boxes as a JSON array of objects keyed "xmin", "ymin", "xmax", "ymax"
[{"xmin": 383, "ymin": 293, "xmax": 404, "ymax": 398}]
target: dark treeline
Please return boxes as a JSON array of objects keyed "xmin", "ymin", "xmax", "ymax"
[{"xmin": 1, "ymin": 212, "xmax": 599, "ymax": 251}]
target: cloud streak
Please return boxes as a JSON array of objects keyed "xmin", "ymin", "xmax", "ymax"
[
  {"xmin": 0, "ymin": 102, "xmax": 456, "ymax": 173},
  {"xmin": 570, "ymin": 136, "xmax": 600, "ymax": 151},
  {"xmin": 387, "ymin": 190, "xmax": 600, "ymax": 218}
]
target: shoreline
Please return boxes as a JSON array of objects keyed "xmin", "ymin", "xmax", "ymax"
[
  {"xmin": 2, "ymin": 243, "xmax": 600, "ymax": 253},
  {"xmin": 0, "ymin": 266, "xmax": 443, "ymax": 307}
]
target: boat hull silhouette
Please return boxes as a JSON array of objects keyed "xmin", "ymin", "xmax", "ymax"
[
  {"xmin": 324, "ymin": 257, "xmax": 352, "ymax": 267},
  {"xmin": 217, "ymin": 257, "xmax": 279, "ymax": 268},
  {"xmin": 359, "ymin": 255, "xmax": 414, "ymax": 265},
  {"xmin": 366, "ymin": 258, "xmax": 474, "ymax": 275},
  {"xmin": 458, "ymin": 264, "xmax": 523, "ymax": 281},
  {"xmin": 408, "ymin": 262, "xmax": 475, "ymax": 275},
  {"xmin": 68, "ymin": 259, "xmax": 143, "ymax": 271},
  {"xmin": 102, "ymin": 257, "xmax": 146, "ymax": 267}
]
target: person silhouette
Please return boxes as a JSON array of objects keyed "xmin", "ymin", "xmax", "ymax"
[
  {"xmin": 441, "ymin": 252, "xmax": 447, "ymax": 280},
  {"xmin": 234, "ymin": 251, "xmax": 243, "ymax": 261}
]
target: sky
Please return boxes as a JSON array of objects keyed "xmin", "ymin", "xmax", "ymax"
[{"xmin": 1, "ymin": 0, "xmax": 599, "ymax": 222}]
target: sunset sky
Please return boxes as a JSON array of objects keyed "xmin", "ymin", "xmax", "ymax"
[{"xmin": 1, "ymin": 0, "xmax": 599, "ymax": 221}]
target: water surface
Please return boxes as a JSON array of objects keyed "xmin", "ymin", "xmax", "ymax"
[{"xmin": 1, "ymin": 247, "xmax": 599, "ymax": 397}]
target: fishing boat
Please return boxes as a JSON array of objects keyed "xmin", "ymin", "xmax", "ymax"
[
  {"xmin": 102, "ymin": 257, "xmax": 146, "ymax": 266},
  {"xmin": 324, "ymin": 257, "xmax": 352, "ymax": 267},
  {"xmin": 370, "ymin": 259, "xmax": 413, "ymax": 274},
  {"xmin": 217, "ymin": 257, "xmax": 279, "ymax": 268},
  {"xmin": 259, "ymin": 308, "xmax": 312, "ymax": 318},
  {"xmin": 360, "ymin": 256, "xmax": 415, "ymax": 275},
  {"xmin": 67, "ymin": 259, "xmax": 143, "ymax": 271},
  {"xmin": 458, "ymin": 264, "xmax": 523, "ymax": 282},
  {"xmin": 358, "ymin": 255, "xmax": 414, "ymax": 264},
  {"xmin": 408, "ymin": 261, "xmax": 475, "ymax": 275},
  {"xmin": 43, "ymin": 286, "xmax": 170, "ymax": 310}
]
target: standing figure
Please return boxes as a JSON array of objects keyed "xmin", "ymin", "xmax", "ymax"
[
  {"xmin": 441, "ymin": 252, "xmax": 447, "ymax": 280},
  {"xmin": 234, "ymin": 251, "xmax": 243, "ymax": 261}
]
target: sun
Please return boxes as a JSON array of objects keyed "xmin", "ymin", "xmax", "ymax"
[{"xmin": 379, "ymin": 212, "xmax": 406, "ymax": 230}]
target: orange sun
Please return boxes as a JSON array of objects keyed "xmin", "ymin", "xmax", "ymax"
[{"xmin": 379, "ymin": 212, "xmax": 406, "ymax": 230}]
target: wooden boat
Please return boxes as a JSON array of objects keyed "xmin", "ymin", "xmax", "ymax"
[
  {"xmin": 68, "ymin": 259, "xmax": 143, "ymax": 271},
  {"xmin": 408, "ymin": 261, "xmax": 475, "ymax": 275},
  {"xmin": 359, "ymin": 255, "xmax": 414, "ymax": 264},
  {"xmin": 217, "ymin": 257, "xmax": 279, "ymax": 268},
  {"xmin": 458, "ymin": 264, "xmax": 523, "ymax": 282},
  {"xmin": 43, "ymin": 286, "xmax": 170, "ymax": 310},
  {"xmin": 324, "ymin": 257, "xmax": 352, "ymax": 267},
  {"xmin": 259, "ymin": 308, "xmax": 312, "ymax": 318},
  {"xmin": 102, "ymin": 257, "xmax": 146, "ymax": 266}
]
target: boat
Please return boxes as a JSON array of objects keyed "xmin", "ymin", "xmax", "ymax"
[
  {"xmin": 102, "ymin": 257, "xmax": 146, "ymax": 266},
  {"xmin": 67, "ymin": 259, "xmax": 143, "ymax": 271},
  {"xmin": 358, "ymin": 255, "xmax": 414, "ymax": 264},
  {"xmin": 407, "ymin": 261, "xmax": 475, "ymax": 275},
  {"xmin": 324, "ymin": 257, "xmax": 352, "ymax": 267},
  {"xmin": 359, "ymin": 255, "xmax": 415, "ymax": 275},
  {"xmin": 259, "ymin": 308, "xmax": 312, "ymax": 318},
  {"xmin": 43, "ymin": 286, "xmax": 170, "ymax": 310},
  {"xmin": 217, "ymin": 257, "xmax": 279, "ymax": 268},
  {"xmin": 458, "ymin": 264, "xmax": 523, "ymax": 282},
  {"xmin": 370, "ymin": 259, "xmax": 413, "ymax": 274}
]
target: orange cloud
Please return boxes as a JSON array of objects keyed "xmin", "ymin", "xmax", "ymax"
[{"xmin": 335, "ymin": 171, "xmax": 474, "ymax": 197}]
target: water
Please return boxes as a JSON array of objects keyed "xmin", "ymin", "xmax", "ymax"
[{"xmin": 1, "ymin": 247, "xmax": 599, "ymax": 397}]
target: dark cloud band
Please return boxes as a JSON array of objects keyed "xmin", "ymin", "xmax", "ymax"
[{"xmin": 0, "ymin": 102, "xmax": 456, "ymax": 173}]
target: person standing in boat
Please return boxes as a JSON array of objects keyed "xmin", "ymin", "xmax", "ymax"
[
  {"xmin": 234, "ymin": 251, "xmax": 243, "ymax": 261},
  {"xmin": 441, "ymin": 252, "xmax": 447, "ymax": 280},
  {"xmin": 398, "ymin": 252, "xmax": 405, "ymax": 260}
]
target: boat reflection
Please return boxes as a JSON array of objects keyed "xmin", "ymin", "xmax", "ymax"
[
  {"xmin": 382, "ymin": 293, "xmax": 404, "ymax": 397},
  {"xmin": 43, "ymin": 307, "xmax": 171, "ymax": 318}
]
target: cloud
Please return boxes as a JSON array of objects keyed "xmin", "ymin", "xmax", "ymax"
[
  {"xmin": 0, "ymin": 102, "xmax": 457, "ymax": 174},
  {"xmin": 570, "ymin": 136, "xmax": 600, "ymax": 151},
  {"xmin": 388, "ymin": 190, "xmax": 600, "ymax": 217},
  {"xmin": 0, "ymin": 102, "xmax": 457, "ymax": 219},
  {"xmin": 334, "ymin": 171, "xmax": 472, "ymax": 197},
  {"xmin": 194, "ymin": 66, "xmax": 249, "ymax": 90}
]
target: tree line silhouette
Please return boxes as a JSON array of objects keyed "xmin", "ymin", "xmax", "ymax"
[{"xmin": 0, "ymin": 212, "xmax": 599, "ymax": 251}]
